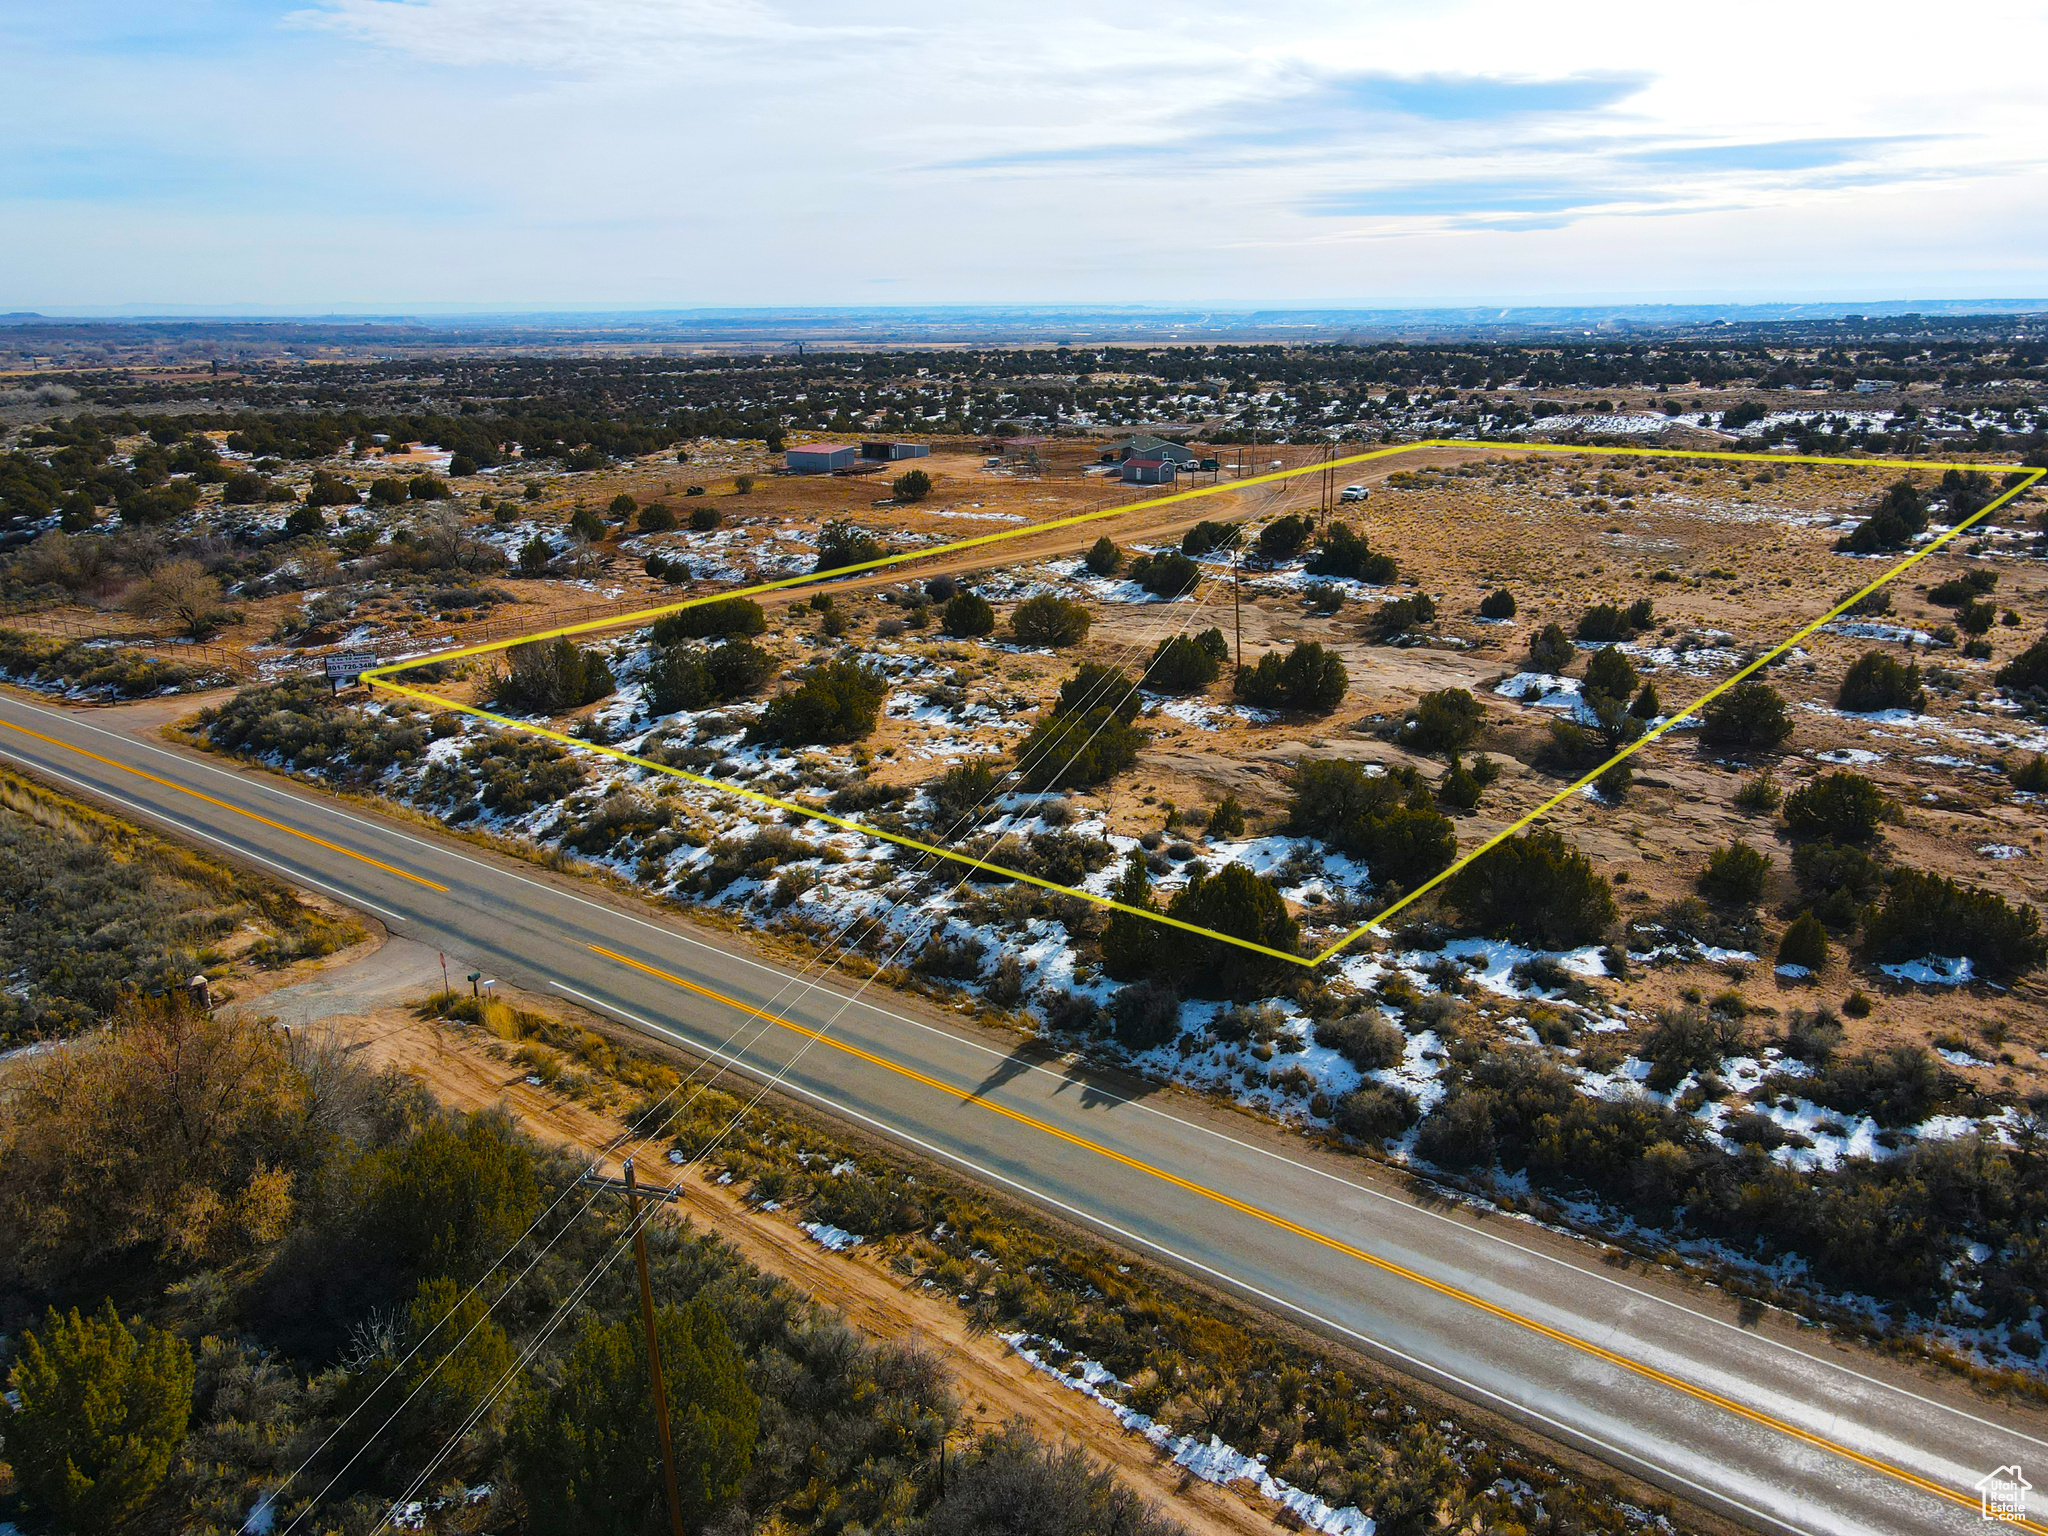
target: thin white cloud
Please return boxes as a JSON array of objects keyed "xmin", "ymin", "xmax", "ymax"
[
  {"xmin": 2, "ymin": 0, "xmax": 2044, "ymax": 305},
  {"xmin": 295, "ymin": 0, "xmax": 904, "ymax": 70}
]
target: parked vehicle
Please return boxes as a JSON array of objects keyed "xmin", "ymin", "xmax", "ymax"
[{"xmin": 1340, "ymin": 484, "xmax": 1369, "ymax": 502}]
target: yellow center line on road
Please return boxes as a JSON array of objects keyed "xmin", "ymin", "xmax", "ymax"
[
  {"xmin": 0, "ymin": 718, "xmax": 450, "ymax": 894},
  {"xmin": 592, "ymin": 940, "xmax": 2045, "ymax": 1532}
]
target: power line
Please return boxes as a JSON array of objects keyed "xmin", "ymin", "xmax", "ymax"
[{"xmin": 299, "ymin": 542, "xmax": 1242, "ymax": 1533}]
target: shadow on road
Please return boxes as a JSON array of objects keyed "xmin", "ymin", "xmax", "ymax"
[
  {"xmin": 963, "ymin": 1036, "xmax": 1162, "ymax": 1112},
  {"xmin": 1402, "ymin": 1170, "xmax": 1481, "ymax": 1217}
]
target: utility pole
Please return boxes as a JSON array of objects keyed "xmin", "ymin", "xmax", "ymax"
[
  {"xmin": 624, "ymin": 1160, "xmax": 687, "ymax": 1536},
  {"xmin": 1232, "ymin": 540, "xmax": 1242, "ymax": 682}
]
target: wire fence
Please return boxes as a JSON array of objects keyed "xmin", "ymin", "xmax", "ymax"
[
  {"xmin": 0, "ymin": 601, "xmax": 258, "ymax": 679},
  {"xmin": 430, "ymin": 595, "xmax": 658, "ymax": 652}
]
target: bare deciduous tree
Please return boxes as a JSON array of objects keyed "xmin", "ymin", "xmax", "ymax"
[
  {"xmin": 124, "ymin": 557, "xmax": 226, "ymax": 638},
  {"xmin": 0, "ymin": 997, "xmax": 305, "ymax": 1274},
  {"xmin": 413, "ymin": 508, "xmax": 501, "ymax": 573}
]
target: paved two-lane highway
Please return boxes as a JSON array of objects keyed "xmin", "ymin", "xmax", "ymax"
[{"xmin": 2, "ymin": 689, "xmax": 2041, "ymax": 1536}]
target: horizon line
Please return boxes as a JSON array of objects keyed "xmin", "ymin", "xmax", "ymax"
[{"xmin": 7, "ymin": 297, "xmax": 2048, "ymax": 325}]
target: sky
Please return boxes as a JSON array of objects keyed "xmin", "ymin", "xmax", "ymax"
[{"xmin": 5, "ymin": 0, "xmax": 2047, "ymax": 311}]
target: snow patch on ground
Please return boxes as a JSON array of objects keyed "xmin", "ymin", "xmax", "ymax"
[
  {"xmin": 1154, "ymin": 697, "xmax": 1272, "ymax": 731},
  {"xmin": 1246, "ymin": 565, "xmax": 1398, "ymax": 601},
  {"xmin": 1619, "ymin": 638, "xmax": 1742, "ymax": 675},
  {"xmin": 1530, "ymin": 411, "xmax": 1676, "ymax": 436},
  {"xmin": 800, "ymin": 1220, "xmax": 864, "ymax": 1252},
  {"xmin": 1823, "ymin": 620, "xmax": 1937, "ymax": 645},
  {"xmin": 1001, "ymin": 1333, "xmax": 1376, "ymax": 1535},
  {"xmin": 1493, "ymin": 672, "xmax": 1605, "ymax": 725},
  {"xmin": 1347, "ymin": 936, "xmax": 1611, "ymax": 1000},
  {"xmin": 1880, "ymin": 955, "xmax": 1975, "ymax": 986}
]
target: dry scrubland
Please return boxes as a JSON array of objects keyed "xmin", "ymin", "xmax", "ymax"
[
  {"xmin": 2, "ymin": 429, "xmax": 1295, "ymax": 686},
  {"xmin": 0, "ymin": 782, "xmax": 1693, "ymax": 1536},
  {"xmin": 0, "ymin": 763, "xmax": 360, "ymax": 1043},
  {"xmin": 11, "ymin": 413, "xmax": 2048, "ymax": 1373},
  {"xmin": 428, "ymin": 444, "xmax": 2048, "ymax": 1042},
  {"xmin": 7, "ymin": 334, "xmax": 2048, "ymax": 1534},
  {"xmin": 161, "ymin": 434, "xmax": 2048, "ymax": 1381}
]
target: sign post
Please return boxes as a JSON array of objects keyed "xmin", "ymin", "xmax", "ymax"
[{"xmin": 323, "ymin": 652, "xmax": 377, "ymax": 695}]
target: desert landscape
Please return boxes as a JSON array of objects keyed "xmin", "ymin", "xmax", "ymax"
[{"xmin": 5, "ymin": 327, "xmax": 2046, "ymax": 1536}]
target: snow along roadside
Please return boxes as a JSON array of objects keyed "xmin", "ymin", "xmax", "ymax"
[{"xmin": 1001, "ymin": 1332, "xmax": 1377, "ymax": 1536}]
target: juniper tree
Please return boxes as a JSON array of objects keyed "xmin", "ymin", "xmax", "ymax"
[
  {"xmin": 1698, "ymin": 680, "xmax": 1792, "ymax": 753},
  {"xmin": 8, "ymin": 1301, "xmax": 195, "ymax": 1530},
  {"xmin": 942, "ymin": 592, "xmax": 996, "ymax": 637},
  {"xmin": 511, "ymin": 1301, "xmax": 757, "ymax": 1536}
]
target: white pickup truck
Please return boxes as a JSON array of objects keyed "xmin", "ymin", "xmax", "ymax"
[{"xmin": 1340, "ymin": 484, "xmax": 1369, "ymax": 503}]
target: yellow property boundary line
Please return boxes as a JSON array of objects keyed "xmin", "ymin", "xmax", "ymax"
[
  {"xmin": 593, "ymin": 938, "xmax": 2048, "ymax": 1535},
  {"xmin": 362, "ymin": 441, "xmax": 2043, "ymax": 969}
]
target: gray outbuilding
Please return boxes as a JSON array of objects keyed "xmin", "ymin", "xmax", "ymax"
[
  {"xmin": 787, "ymin": 443, "xmax": 859, "ymax": 473},
  {"xmin": 1102, "ymin": 434, "xmax": 1198, "ymax": 467}
]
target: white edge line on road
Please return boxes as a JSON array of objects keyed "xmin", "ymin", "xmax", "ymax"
[
  {"xmin": 550, "ymin": 980, "xmax": 1834, "ymax": 1536},
  {"xmin": 0, "ymin": 744, "xmax": 413, "ymax": 924},
  {"xmin": 23, "ymin": 712, "xmax": 2005, "ymax": 1527},
  {"xmin": 21, "ymin": 695, "xmax": 2046, "ymax": 1453}
]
